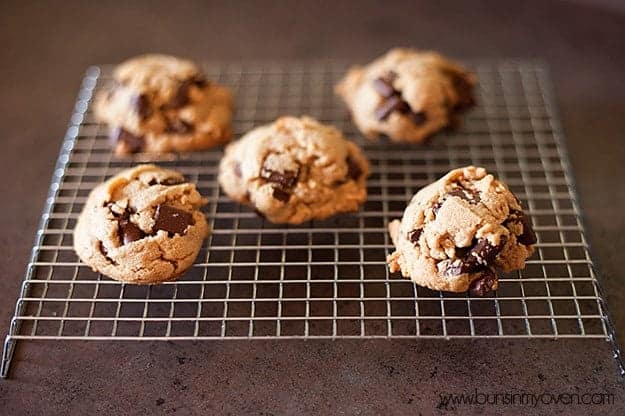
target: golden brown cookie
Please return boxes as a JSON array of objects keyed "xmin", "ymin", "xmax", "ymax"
[
  {"xmin": 336, "ymin": 48, "xmax": 476, "ymax": 144},
  {"xmin": 218, "ymin": 116, "xmax": 370, "ymax": 224},
  {"xmin": 387, "ymin": 166, "xmax": 536, "ymax": 295},
  {"xmin": 95, "ymin": 54, "xmax": 233, "ymax": 155},
  {"xmin": 73, "ymin": 164, "xmax": 209, "ymax": 284}
]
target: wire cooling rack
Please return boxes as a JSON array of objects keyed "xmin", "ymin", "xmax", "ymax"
[{"xmin": 2, "ymin": 60, "xmax": 622, "ymax": 378}]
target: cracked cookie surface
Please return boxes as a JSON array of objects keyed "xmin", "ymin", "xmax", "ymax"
[
  {"xmin": 73, "ymin": 164, "xmax": 209, "ymax": 284},
  {"xmin": 218, "ymin": 116, "xmax": 370, "ymax": 224},
  {"xmin": 335, "ymin": 48, "xmax": 476, "ymax": 144},
  {"xmin": 95, "ymin": 54, "xmax": 233, "ymax": 156},
  {"xmin": 387, "ymin": 166, "xmax": 536, "ymax": 295}
]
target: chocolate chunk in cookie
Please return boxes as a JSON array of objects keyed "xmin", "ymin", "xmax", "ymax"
[
  {"xmin": 164, "ymin": 79, "xmax": 193, "ymax": 110},
  {"xmin": 408, "ymin": 229, "xmax": 422, "ymax": 245},
  {"xmin": 518, "ymin": 221, "xmax": 537, "ymax": 246},
  {"xmin": 153, "ymin": 204, "xmax": 193, "ymax": 236},
  {"xmin": 410, "ymin": 111, "xmax": 427, "ymax": 125},
  {"xmin": 372, "ymin": 71, "xmax": 415, "ymax": 121},
  {"xmin": 165, "ymin": 73, "xmax": 209, "ymax": 109},
  {"xmin": 443, "ymin": 235, "xmax": 507, "ymax": 277},
  {"xmin": 468, "ymin": 269, "xmax": 497, "ymax": 296},
  {"xmin": 261, "ymin": 167, "xmax": 299, "ymax": 189},
  {"xmin": 97, "ymin": 241, "xmax": 118, "ymax": 265},
  {"xmin": 372, "ymin": 73, "xmax": 397, "ymax": 98},
  {"xmin": 261, "ymin": 165, "xmax": 298, "ymax": 203},
  {"xmin": 464, "ymin": 236, "xmax": 507, "ymax": 270},
  {"xmin": 346, "ymin": 156, "xmax": 363, "ymax": 181},
  {"xmin": 148, "ymin": 176, "xmax": 184, "ymax": 186},
  {"xmin": 119, "ymin": 218, "xmax": 145, "ymax": 245},
  {"xmin": 191, "ymin": 73, "xmax": 208, "ymax": 88},
  {"xmin": 272, "ymin": 187, "xmax": 291, "ymax": 202},
  {"xmin": 131, "ymin": 93, "xmax": 152, "ymax": 120},
  {"xmin": 432, "ymin": 186, "xmax": 480, "ymax": 217},
  {"xmin": 165, "ymin": 118, "xmax": 194, "ymax": 134},
  {"xmin": 506, "ymin": 210, "xmax": 537, "ymax": 246},
  {"xmin": 447, "ymin": 187, "xmax": 481, "ymax": 204},
  {"xmin": 375, "ymin": 95, "xmax": 409, "ymax": 121},
  {"xmin": 110, "ymin": 127, "xmax": 144, "ymax": 153},
  {"xmin": 372, "ymin": 77, "xmax": 431, "ymax": 127}
]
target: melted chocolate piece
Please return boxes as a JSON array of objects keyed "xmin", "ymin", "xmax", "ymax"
[
  {"xmin": 148, "ymin": 177, "xmax": 184, "ymax": 186},
  {"xmin": 165, "ymin": 118, "xmax": 194, "ymax": 134},
  {"xmin": 346, "ymin": 157, "xmax": 362, "ymax": 181},
  {"xmin": 163, "ymin": 79, "xmax": 193, "ymax": 110},
  {"xmin": 443, "ymin": 236, "xmax": 507, "ymax": 276},
  {"xmin": 446, "ymin": 189, "xmax": 465, "ymax": 200},
  {"xmin": 272, "ymin": 187, "xmax": 291, "ymax": 202},
  {"xmin": 468, "ymin": 269, "xmax": 497, "ymax": 296},
  {"xmin": 447, "ymin": 187, "xmax": 481, "ymax": 204},
  {"xmin": 432, "ymin": 187, "xmax": 480, "ymax": 217},
  {"xmin": 119, "ymin": 218, "xmax": 145, "ymax": 244},
  {"xmin": 517, "ymin": 216, "xmax": 537, "ymax": 245},
  {"xmin": 165, "ymin": 73, "xmax": 209, "ymax": 108},
  {"xmin": 110, "ymin": 127, "xmax": 144, "ymax": 153},
  {"xmin": 372, "ymin": 72, "xmax": 428, "ymax": 125},
  {"xmin": 260, "ymin": 159, "xmax": 299, "ymax": 202},
  {"xmin": 153, "ymin": 205, "xmax": 193, "ymax": 236},
  {"xmin": 372, "ymin": 76, "xmax": 396, "ymax": 98},
  {"xmin": 506, "ymin": 210, "xmax": 537, "ymax": 246},
  {"xmin": 397, "ymin": 101, "xmax": 411, "ymax": 114},
  {"xmin": 131, "ymin": 93, "xmax": 152, "ymax": 119},
  {"xmin": 97, "ymin": 241, "xmax": 117, "ymax": 265},
  {"xmin": 411, "ymin": 111, "xmax": 427, "ymax": 125},
  {"xmin": 162, "ymin": 177, "xmax": 184, "ymax": 186},
  {"xmin": 260, "ymin": 167, "xmax": 298, "ymax": 189},
  {"xmin": 408, "ymin": 229, "xmax": 422, "ymax": 245},
  {"xmin": 385, "ymin": 71, "xmax": 398, "ymax": 82},
  {"xmin": 454, "ymin": 246, "xmax": 470, "ymax": 259},
  {"xmin": 375, "ymin": 95, "xmax": 409, "ymax": 121},
  {"xmin": 191, "ymin": 73, "xmax": 208, "ymax": 88},
  {"xmin": 464, "ymin": 236, "xmax": 507, "ymax": 270}
]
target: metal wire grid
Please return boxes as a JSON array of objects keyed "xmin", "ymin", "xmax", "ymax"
[{"xmin": 1, "ymin": 60, "xmax": 620, "ymax": 378}]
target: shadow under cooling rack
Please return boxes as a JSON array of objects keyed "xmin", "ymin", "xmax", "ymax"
[{"xmin": 2, "ymin": 59, "xmax": 621, "ymax": 378}]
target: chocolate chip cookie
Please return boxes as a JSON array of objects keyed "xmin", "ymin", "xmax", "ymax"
[
  {"xmin": 387, "ymin": 166, "xmax": 536, "ymax": 295},
  {"xmin": 73, "ymin": 164, "xmax": 209, "ymax": 284},
  {"xmin": 335, "ymin": 48, "xmax": 476, "ymax": 144},
  {"xmin": 218, "ymin": 116, "xmax": 370, "ymax": 224},
  {"xmin": 95, "ymin": 54, "xmax": 233, "ymax": 156}
]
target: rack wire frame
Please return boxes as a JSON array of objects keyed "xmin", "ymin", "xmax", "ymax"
[{"xmin": 2, "ymin": 60, "xmax": 623, "ymax": 378}]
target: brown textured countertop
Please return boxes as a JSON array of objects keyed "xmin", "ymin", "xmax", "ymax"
[{"xmin": 1, "ymin": 0, "xmax": 624, "ymax": 414}]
